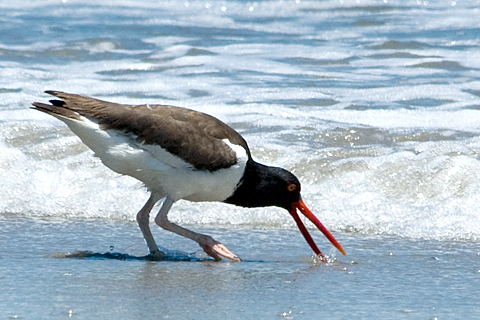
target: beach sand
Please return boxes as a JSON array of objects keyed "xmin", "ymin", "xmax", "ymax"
[{"xmin": 1, "ymin": 215, "xmax": 478, "ymax": 319}]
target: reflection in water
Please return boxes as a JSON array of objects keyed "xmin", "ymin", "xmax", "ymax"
[{"xmin": 52, "ymin": 249, "xmax": 203, "ymax": 261}]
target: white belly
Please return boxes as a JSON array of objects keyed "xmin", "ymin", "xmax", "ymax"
[{"xmin": 61, "ymin": 115, "xmax": 247, "ymax": 202}]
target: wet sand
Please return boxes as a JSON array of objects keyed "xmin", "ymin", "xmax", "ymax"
[{"xmin": 1, "ymin": 215, "xmax": 478, "ymax": 319}]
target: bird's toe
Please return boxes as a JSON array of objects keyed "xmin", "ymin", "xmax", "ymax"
[{"xmin": 198, "ymin": 235, "xmax": 241, "ymax": 262}]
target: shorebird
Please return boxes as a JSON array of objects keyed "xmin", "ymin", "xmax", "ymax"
[{"xmin": 32, "ymin": 91, "xmax": 345, "ymax": 262}]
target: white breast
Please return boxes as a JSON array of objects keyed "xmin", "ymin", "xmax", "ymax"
[{"xmin": 60, "ymin": 114, "xmax": 248, "ymax": 202}]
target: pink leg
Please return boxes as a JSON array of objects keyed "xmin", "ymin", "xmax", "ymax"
[
  {"xmin": 154, "ymin": 197, "xmax": 241, "ymax": 262},
  {"xmin": 136, "ymin": 194, "xmax": 162, "ymax": 256}
]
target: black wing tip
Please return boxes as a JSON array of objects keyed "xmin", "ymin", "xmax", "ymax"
[
  {"xmin": 31, "ymin": 100, "xmax": 82, "ymax": 120},
  {"xmin": 49, "ymin": 99, "xmax": 65, "ymax": 107},
  {"xmin": 31, "ymin": 91, "xmax": 63, "ymax": 110}
]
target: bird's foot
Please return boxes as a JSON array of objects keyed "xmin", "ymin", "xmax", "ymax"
[
  {"xmin": 146, "ymin": 249, "xmax": 166, "ymax": 261},
  {"xmin": 197, "ymin": 235, "xmax": 241, "ymax": 262}
]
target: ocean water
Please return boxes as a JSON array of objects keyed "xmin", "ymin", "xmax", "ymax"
[{"xmin": 1, "ymin": 0, "xmax": 479, "ymax": 318}]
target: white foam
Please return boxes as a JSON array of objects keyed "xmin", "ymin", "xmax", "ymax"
[{"xmin": 1, "ymin": 0, "xmax": 480, "ymax": 243}]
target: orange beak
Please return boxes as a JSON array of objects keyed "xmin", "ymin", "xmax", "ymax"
[{"xmin": 289, "ymin": 199, "xmax": 346, "ymax": 261}]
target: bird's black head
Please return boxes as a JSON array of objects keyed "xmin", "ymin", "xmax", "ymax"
[
  {"xmin": 254, "ymin": 165, "xmax": 302, "ymax": 210},
  {"xmin": 224, "ymin": 159, "xmax": 346, "ymax": 259},
  {"xmin": 224, "ymin": 160, "xmax": 301, "ymax": 210}
]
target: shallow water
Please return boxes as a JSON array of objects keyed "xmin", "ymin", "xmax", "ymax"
[
  {"xmin": 1, "ymin": 0, "xmax": 480, "ymax": 318},
  {"xmin": 1, "ymin": 215, "xmax": 479, "ymax": 319}
]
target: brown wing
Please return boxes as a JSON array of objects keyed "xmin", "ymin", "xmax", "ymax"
[{"xmin": 35, "ymin": 91, "xmax": 251, "ymax": 172}]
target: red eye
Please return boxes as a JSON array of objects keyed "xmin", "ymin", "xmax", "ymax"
[{"xmin": 287, "ymin": 183, "xmax": 297, "ymax": 192}]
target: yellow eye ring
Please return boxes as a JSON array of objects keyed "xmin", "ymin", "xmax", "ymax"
[{"xmin": 287, "ymin": 183, "xmax": 297, "ymax": 192}]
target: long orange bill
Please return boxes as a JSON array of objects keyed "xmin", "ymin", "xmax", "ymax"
[{"xmin": 290, "ymin": 199, "xmax": 346, "ymax": 259}]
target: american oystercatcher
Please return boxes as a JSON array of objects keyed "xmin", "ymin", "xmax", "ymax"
[{"xmin": 32, "ymin": 91, "xmax": 345, "ymax": 262}]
